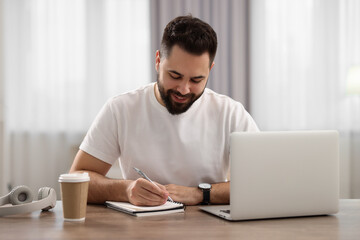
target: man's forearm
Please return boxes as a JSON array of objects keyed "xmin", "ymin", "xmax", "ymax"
[
  {"xmin": 71, "ymin": 170, "xmax": 131, "ymax": 204},
  {"xmin": 166, "ymin": 181, "xmax": 230, "ymax": 205},
  {"xmin": 210, "ymin": 181, "xmax": 230, "ymax": 204},
  {"xmin": 69, "ymin": 150, "xmax": 169, "ymax": 206}
]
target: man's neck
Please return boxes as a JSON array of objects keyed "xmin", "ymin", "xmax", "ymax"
[{"xmin": 154, "ymin": 82, "xmax": 165, "ymax": 107}]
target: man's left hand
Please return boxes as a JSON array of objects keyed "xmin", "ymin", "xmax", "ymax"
[{"xmin": 165, "ymin": 184, "xmax": 202, "ymax": 205}]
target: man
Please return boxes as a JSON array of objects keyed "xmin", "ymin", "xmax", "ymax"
[{"xmin": 70, "ymin": 15, "xmax": 258, "ymax": 206}]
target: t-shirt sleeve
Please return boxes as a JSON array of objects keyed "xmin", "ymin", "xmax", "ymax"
[
  {"xmin": 232, "ymin": 102, "xmax": 260, "ymax": 132},
  {"xmin": 79, "ymin": 99, "xmax": 120, "ymax": 165}
]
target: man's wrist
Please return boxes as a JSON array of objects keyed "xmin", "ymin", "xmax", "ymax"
[
  {"xmin": 123, "ymin": 180, "xmax": 131, "ymax": 202},
  {"xmin": 193, "ymin": 187, "xmax": 203, "ymax": 205},
  {"xmin": 198, "ymin": 183, "xmax": 212, "ymax": 205}
]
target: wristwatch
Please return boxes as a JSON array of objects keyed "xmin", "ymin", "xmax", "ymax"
[{"xmin": 198, "ymin": 183, "xmax": 212, "ymax": 205}]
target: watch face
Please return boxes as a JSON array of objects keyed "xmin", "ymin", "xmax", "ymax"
[{"xmin": 199, "ymin": 183, "xmax": 211, "ymax": 190}]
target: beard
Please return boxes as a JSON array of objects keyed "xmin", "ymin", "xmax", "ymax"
[{"xmin": 156, "ymin": 74, "xmax": 204, "ymax": 115}]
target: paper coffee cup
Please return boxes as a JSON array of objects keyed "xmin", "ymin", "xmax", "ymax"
[{"xmin": 59, "ymin": 172, "xmax": 90, "ymax": 222}]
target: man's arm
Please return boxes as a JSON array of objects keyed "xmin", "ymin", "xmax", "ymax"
[
  {"xmin": 69, "ymin": 150, "xmax": 169, "ymax": 205},
  {"xmin": 165, "ymin": 168, "xmax": 230, "ymax": 205},
  {"xmin": 165, "ymin": 182, "xmax": 229, "ymax": 205}
]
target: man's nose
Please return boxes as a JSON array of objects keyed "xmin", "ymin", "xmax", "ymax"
[{"xmin": 176, "ymin": 80, "xmax": 191, "ymax": 95}]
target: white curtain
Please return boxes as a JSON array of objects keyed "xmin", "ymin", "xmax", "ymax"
[
  {"xmin": 1, "ymin": 0, "xmax": 150, "ymax": 196},
  {"xmin": 150, "ymin": 0, "xmax": 249, "ymax": 106},
  {"xmin": 250, "ymin": 0, "xmax": 360, "ymax": 198}
]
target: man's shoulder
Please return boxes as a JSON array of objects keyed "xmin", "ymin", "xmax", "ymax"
[
  {"xmin": 108, "ymin": 83, "xmax": 154, "ymax": 106},
  {"xmin": 203, "ymin": 88, "xmax": 242, "ymax": 107}
]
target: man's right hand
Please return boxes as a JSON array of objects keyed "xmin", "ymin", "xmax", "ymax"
[
  {"xmin": 70, "ymin": 150, "xmax": 170, "ymax": 205},
  {"xmin": 126, "ymin": 178, "xmax": 169, "ymax": 206}
]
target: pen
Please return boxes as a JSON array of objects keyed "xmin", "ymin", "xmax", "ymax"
[{"xmin": 133, "ymin": 167, "xmax": 174, "ymax": 202}]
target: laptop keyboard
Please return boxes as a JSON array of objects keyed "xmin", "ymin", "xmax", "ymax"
[{"xmin": 220, "ymin": 210, "xmax": 230, "ymax": 214}]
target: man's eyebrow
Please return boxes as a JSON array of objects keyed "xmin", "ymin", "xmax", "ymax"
[
  {"xmin": 169, "ymin": 70, "xmax": 205, "ymax": 79},
  {"xmin": 168, "ymin": 70, "xmax": 184, "ymax": 77},
  {"xmin": 192, "ymin": 75, "xmax": 206, "ymax": 80}
]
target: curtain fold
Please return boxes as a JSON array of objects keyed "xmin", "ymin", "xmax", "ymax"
[
  {"xmin": 2, "ymin": 0, "xmax": 150, "ymax": 196},
  {"xmin": 0, "ymin": 0, "xmax": 5, "ymax": 194},
  {"xmin": 250, "ymin": 0, "xmax": 360, "ymax": 198}
]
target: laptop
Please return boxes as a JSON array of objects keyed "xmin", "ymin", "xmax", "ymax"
[{"xmin": 199, "ymin": 131, "xmax": 339, "ymax": 221}]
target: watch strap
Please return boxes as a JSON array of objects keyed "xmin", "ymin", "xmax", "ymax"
[{"xmin": 202, "ymin": 189, "xmax": 210, "ymax": 205}]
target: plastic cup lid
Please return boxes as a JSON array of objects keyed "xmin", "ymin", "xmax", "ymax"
[{"xmin": 58, "ymin": 172, "xmax": 90, "ymax": 183}]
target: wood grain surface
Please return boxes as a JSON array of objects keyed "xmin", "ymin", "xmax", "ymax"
[{"xmin": 0, "ymin": 200, "xmax": 359, "ymax": 240}]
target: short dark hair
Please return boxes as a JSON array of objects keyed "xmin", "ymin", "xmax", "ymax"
[{"xmin": 160, "ymin": 15, "xmax": 217, "ymax": 67}]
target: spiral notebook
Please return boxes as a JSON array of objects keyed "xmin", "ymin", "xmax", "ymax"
[{"xmin": 105, "ymin": 201, "xmax": 185, "ymax": 217}]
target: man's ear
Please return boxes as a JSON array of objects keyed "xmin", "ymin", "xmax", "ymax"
[
  {"xmin": 155, "ymin": 50, "xmax": 161, "ymax": 72},
  {"xmin": 210, "ymin": 61, "xmax": 215, "ymax": 71}
]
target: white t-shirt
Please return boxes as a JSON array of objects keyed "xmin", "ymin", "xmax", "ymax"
[{"xmin": 80, "ymin": 83, "xmax": 259, "ymax": 187}]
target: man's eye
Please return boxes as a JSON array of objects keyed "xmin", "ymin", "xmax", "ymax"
[
  {"xmin": 170, "ymin": 74, "xmax": 181, "ymax": 80},
  {"xmin": 191, "ymin": 79, "xmax": 202, "ymax": 84}
]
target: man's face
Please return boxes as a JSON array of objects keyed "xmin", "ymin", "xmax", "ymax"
[{"xmin": 155, "ymin": 45, "xmax": 214, "ymax": 115}]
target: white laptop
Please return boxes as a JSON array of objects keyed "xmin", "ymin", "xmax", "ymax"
[{"xmin": 199, "ymin": 131, "xmax": 339, "ymax": 221}]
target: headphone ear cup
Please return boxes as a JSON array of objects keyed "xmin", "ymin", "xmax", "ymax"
[
  {"xmin": 38, "ymin": 187, "xmax": 51, "ymax": 200},
  {"xmin": 9, "ymin": 185, "xmax": 33, "ymax": 205}
]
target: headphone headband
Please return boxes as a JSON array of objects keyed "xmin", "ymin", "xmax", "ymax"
[
  {"xmin": 0, "ymin": 187, "xmax": 57, "ymax": 216},
  {"xmin": 0, "ymin": 194, "xmax": 10, "ymax": 206}
]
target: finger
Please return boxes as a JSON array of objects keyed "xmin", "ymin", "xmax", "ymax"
[
  {"xmin": 139, "ymin": 185, "xmax": 167, "ymax": 201},
  {"xmin": 136, "ymin": 191, "xmax": 167, "ymax": 206},
  {"xmin": 165, "ymin": 184, "xmax": 177, "ymax": 195},
  {"xmin": 135, "ymin": 179, "xmax": 169, "ymax": 200},
  {"xmin": 141, "ymin": 185, "xmax": 169, "ymax": 201},
  {"xmin": 132, "ymin": 184, "xmax": 167, "ymax": 206},
  {"xmin": 140, "ymin": 179, "xmax": 169, "ymax": 198},
  {"xmin": 129, "ymin": 184, "xmax": 167, "ymax": 206},
  {"xmin": 165, "ymin": 184, "xmax": 173, "ymax": 192},
  {"xmin": 154, "ymin": 182, "xmax": 168, "ymax": 192}
]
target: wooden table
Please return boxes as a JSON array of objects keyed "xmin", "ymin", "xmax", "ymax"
[{"xmin": 1, "ymin": 200, "xmax": 359, "ymax": 240}]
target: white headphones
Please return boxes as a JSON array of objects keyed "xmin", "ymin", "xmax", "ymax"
[{"xmin": 0, "ymin": 185, "xmax": 57, "ymax": 216}]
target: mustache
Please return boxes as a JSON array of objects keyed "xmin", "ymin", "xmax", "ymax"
[{"xmin": 168, "ymin": 89, "xmax": 193, "ymax": 98}]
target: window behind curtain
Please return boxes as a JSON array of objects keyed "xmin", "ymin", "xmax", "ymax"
[
  {"xmin": 250, "ymin": 0, "xmax": 360, "ymax": 198},
  {"xmin": 1, "ymin": 0, "xmax": 150, "ymax": 196},
  {"xmin": 4, "ymin": 0, "xmax": 150, "ymax": 133}
]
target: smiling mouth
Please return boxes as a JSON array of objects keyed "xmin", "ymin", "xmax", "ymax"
[{"xmin": 171, "ymin": 93, "xmax": 189, "ymax": 103}]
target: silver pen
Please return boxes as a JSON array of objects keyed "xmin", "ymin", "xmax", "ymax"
[{"xmin": 133, "ymin": 167, "xmax": 174, "ymax": 202}]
